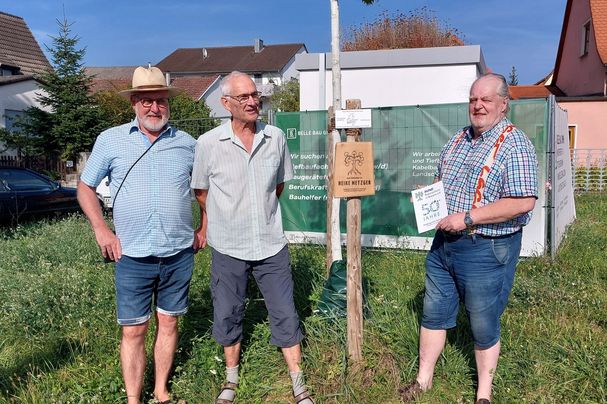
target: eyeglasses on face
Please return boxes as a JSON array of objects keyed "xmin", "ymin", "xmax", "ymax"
[
  {"xmin": 138, "ymin": 97, "xmax": 169, "ymax": 108},
  {"xmin": 224, "ymin": 91, "xmax": 262, "ymax": 104}
]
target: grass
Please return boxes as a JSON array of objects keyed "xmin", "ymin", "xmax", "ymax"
[{"xmin": 0, "ymin": 194, "xmax": 606, "ymax": 403}]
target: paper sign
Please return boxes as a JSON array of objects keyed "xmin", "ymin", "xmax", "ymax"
[
  {"xmin": 335, "ymin": 109, "xmax": 372, "ymax": 128},
  {"xmin": 411, "ymin": 181, "xmax": 448, "ymax": 233},
  {"xmin": 334, "ymin": 142, "xmax": 375, "ymax": 197}
]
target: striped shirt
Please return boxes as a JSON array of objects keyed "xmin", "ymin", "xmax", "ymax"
[
  {"xmin": 436, "ymin": 117, "xmax": 538, "ymax": 237},
  {"xmin": 191, "ymin": 121, "xmax": 294, "ymax": 261},
  {"xmin": 81, "ymin": 120, "xmax": 197, "ymax": 257}
]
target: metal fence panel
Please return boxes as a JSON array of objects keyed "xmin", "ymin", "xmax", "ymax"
[{"xmin": 571, "ymin": 149, "xmax": 607, "ymax": 192}]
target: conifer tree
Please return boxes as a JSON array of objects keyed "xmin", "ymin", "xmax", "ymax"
[
  {"xmin": 508, "ymin": 66, "xmax": 519, "ymax": 86},
  {"xmin": 28, "ymin": 16, "xmax": 103, "ymax": 161}
]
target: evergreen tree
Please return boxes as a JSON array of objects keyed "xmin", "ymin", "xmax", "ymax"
[
  {"xmin": 508, "ymin": 66, "xmax": 519, "ymax": 86},
  {"xmin": 28, "ymin": 16, "xmax": 103, "ymax": 160}
]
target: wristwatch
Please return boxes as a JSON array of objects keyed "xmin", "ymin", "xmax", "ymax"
[{"xmin": 464, "ymin": 211, "xmax": 474, "ymax": 230}]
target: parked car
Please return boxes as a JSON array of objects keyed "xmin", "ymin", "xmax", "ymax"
[
  {"xmin": 0, "ymin": 166, "xmax": 80, "ymax": 224},
  {"xmin": 96, "ymin": 176, "xmax": 113, "ymax": 212}
]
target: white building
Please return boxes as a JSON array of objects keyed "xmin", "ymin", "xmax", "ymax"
[{"xmin": 296, "ymin": 45, "xmax": 487, "ymax": 111}]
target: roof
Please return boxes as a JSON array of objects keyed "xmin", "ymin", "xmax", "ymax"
[
  {"xmin": 85, "ymin": 66, "xmax": 137, "ymax": 93},
  {"xmin": 156, "ymin": 43, "xmax": 306, "ymax": 74},
  {"xmin": 296, "ymin": 45, "xmax": 486, "ymax": 71},
  {"xmin": 85, "ymin": 66, "xmax": 220, "ymax": 99},
  {"xmin": 508, "ymin": 85, "xmax": 553, "ymax": 100},
  {"xmin": 170, "ymin": 75, "xmax": 220, "ymax": 99},
  {"xmin": 590, "ymin": 0, "xmax": 607, "ymax": 63},
  {"xmin": 0, "ymin": 74, "xmax": 37, "ymax": 86},
  {"xmin": 0, "ymin": 11, "xmax": 51, "ymax": 76}
]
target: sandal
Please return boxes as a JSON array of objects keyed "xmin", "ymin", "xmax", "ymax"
[
  {"xmin": 293, "ymin": 390, "xmax": 314, "ymax": 403},
  {"xmin": 215, "ymin": 381, "xmax": 238, "ymax": 404}
]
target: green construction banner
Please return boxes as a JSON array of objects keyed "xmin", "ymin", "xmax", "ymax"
[{"xmin": 276, "ymin": 100, "xmax": 548, "ymax": 255}]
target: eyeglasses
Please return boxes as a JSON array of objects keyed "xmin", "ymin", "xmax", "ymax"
[
  {"xmin": 138, "ymin": 98, "xmax": 169, "ymax": 109},
  {"xmin": 224, "ymin": 91, "xmax": 262, "ymax": 104}
]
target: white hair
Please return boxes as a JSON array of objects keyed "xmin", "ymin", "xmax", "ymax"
[{"xmin": 220, "ymin": 71, "xmax": 253, "ymax": 96}]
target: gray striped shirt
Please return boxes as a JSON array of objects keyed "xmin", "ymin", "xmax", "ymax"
[{"xmin": 191, "ymin": 121, "xmax": 294, "ymax": 260}]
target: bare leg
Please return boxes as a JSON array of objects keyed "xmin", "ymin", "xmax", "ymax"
[
  {"xmin": 224, "ymin": 342, "xmax": 241, "ymax": 367},
  {"xmin": 416, "ymin": 327, "xmax": 447, "ymax": 390},
  {"xmin": 153, "ymin": 313, "xmax": 179, "ymax": 402},
  {"xmin": 475, "ymin": 340, "xmax": 500, "ymax": 401},
  {"xmin": 281, "ymin": 343, "xmax": 302, "ymax": 372},
  {"xmin": 121, "ymin": 322, "xmax": 149, "ymax": 404}
]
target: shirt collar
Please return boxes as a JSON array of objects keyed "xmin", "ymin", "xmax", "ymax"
[{"xmin": 465, "ymin": 117, "xmax": 511, "ymax": 142}]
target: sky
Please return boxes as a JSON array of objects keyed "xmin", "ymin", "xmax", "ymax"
[{"xmin": 2, "ymin": 0, "xmax": 567, "ymax": 85}]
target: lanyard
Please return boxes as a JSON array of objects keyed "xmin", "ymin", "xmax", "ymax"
[{"xmin": 442, "ymin": 124, "xmax": 514, "ymax": 209}]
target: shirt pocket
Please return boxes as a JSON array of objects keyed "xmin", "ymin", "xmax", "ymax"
[{"xmin": 260, "ymin": 158, "xmax": 280, "ymax": 188}]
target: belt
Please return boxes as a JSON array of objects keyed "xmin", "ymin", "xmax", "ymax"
[{"xmin": 441, "ymin": 229, "xmax": 521, "ymax": 242}]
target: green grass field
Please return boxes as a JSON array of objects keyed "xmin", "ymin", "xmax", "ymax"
[{"xmin": 0, "ymin": 194, "xmax": 605, "ymax": 403}]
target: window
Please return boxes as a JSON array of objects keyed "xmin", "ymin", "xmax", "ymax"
[
  {"xmin": 581, "ymin": 20, "xmax": 591, "ymax": 57},
  {"xmin": 4, "ymin": 109, "xmax": 24, "ymax": 132},
  {"xmin": 0, "ymin": 169, "xmax": 53, "ymax": 191},
  {"xmin": 568, "ymin": 125, "xmax": 577, "ymax": 150}
]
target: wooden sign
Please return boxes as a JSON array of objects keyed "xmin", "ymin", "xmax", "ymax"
[{"xmin": 333, "ymin": 142, "xmax": 375, "ymax": 197}]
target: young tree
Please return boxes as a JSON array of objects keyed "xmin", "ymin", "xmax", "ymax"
[
  {"xmin": 269, "ymin": 79, "xmax": 300, "ymax": 112},
  {"xmin": 25, "ymin": 16, "xmax": 103, "ymax": 161},
  {"xmin": 168, "ymin": 92, "xmax": 218, "ymax": 138},
  {"xmin": 508, "ymin": 66, "xmax": 519, "ymax": 86},
  {"xmin": 342, "ymin": 7, "xmax": 464, "ymax": 51}
]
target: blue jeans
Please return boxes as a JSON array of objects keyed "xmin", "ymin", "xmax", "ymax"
[
  {"xmin": 422, "ymin": 230, "xmax": 522, "ymax": 348},
  {"xmin": 115, "ymin": 247, "xmax": 194, "ymax": 326}
]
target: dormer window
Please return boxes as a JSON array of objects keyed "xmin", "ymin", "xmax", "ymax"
[{"xmin": 580, "ymin": 19, "xmax": 591, "ymax": 57}]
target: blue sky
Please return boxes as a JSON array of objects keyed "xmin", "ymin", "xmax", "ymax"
[{"xmin": 3, "ymin": 0, "xmax": 566, "ymax": 84}]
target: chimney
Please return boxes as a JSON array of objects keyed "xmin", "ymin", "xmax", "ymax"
[
  {"xmin": 202, "ymin": 48, "xmax": 208, "ymax": 59},
  {"xmin": 254, "ymin": 38, "xmax": 264, "ymax": 53}
]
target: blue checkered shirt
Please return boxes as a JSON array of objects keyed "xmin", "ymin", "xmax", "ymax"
[
  {"xmin": 436, "ymin": 117, "xmax": 538, "ymax": 237},
  {"xmin": 81, "ymin": 120, "xmax": 197, "ymax": 257},
  {"xmin": 191, "ymin": 121, "xmax": 294, "ymax": 261}
]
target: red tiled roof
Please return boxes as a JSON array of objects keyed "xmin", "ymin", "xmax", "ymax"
[
  {"xmin": 0, "ymin": 11, "xmax": 51, "ymax": 76},
  {"xmin": 170, "ymin": 75, "xmax": 220, "ymax": 100},
  {"xmin": 590, "ymin": 0, "xmax": 607, "ymax": 64},
  {"xmin": 509, "ymin": 85, "xmax": 553, "ymax": 100},
  {"xmin": 156, "ymin": 43, "xmax": 305, "ymax": 74}
]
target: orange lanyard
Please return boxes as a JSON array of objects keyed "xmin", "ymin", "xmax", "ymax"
[{"xmin": 443, "ymin": 124, "xmax": 514, "ymax": 209}]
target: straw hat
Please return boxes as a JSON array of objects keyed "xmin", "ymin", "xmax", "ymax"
[{"xmin": 119, "ymin": 66, "xmax": 180, "ymax": 97}]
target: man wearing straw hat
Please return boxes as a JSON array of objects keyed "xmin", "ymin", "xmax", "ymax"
[{"xmin": 78, "ymin": 65, "xmax": 204, "ymax": 404}]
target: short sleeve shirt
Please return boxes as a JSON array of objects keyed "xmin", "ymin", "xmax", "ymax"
[
  {"xmin": 80, "ymin": 120, "xmax": 197, "ymax": 257},
  {"xmin": 436, "ymin": 117, "xmax": 538, "ymax": 237},
  {"xmin": 191, "ymin": 121, "xmax": 294, "ymax": 261}
]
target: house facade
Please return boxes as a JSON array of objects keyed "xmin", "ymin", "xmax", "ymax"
[
  {"xmin": 0, "ymin": 11, "xmax": 52, "ymax": 156},
  {"xmin": 550, "ymin": 0, "xmax": 607, "ymax": 151},
  {"xmin": 296, "ymin": 45, "xmax": 487, "ymax": 111}
]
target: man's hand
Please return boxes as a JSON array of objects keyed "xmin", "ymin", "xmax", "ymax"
[
  {"xmin": 435, "ymin": 212, "xmax": 467, "ymax": 233},
  {"xmin": 95, "ymin": 226, "xmax": 122, "ymax": 262},
  {"xmin": 193, "ymin": 225, "xmax": 207, "ymax": 253}
]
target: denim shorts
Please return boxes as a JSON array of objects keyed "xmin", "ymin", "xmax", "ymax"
[
  {"xmin": 114, "ymin": 247, "xmax": 194, "ymax": 326},
  {"xmin": 422, "ymin": 230, "xmax": 522, "ymax": 348},
  {"xmin": 210, "ymin": 245, "xmax": 304, "ymax": 348}
]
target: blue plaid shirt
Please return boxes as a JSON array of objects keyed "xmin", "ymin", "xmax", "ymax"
[
  {"xmin": 81, "ymin": 119, "xmax": 197, "ymax": 257},
  {"xmin": 436, "ymin": 117, "xmax": 538, "ymax": 237}
]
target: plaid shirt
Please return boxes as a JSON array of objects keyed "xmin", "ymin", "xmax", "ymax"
[{"xmin": 436, "ymin": 117, "xmax": 538, "ymax": 237}]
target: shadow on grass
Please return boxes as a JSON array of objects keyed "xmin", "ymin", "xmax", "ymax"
[{"xmin": 0, "ymin": 337, "xmax": 84, "ymax": 398}]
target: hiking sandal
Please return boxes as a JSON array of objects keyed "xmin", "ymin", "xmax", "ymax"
[{"xmin": 215, "ymin": 381, "xmax": 238, "ymax": 404}]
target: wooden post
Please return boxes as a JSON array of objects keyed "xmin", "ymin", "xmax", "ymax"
[{"xmin": 345, "ymin": 98, "xmax": 363, "ymax": 362}]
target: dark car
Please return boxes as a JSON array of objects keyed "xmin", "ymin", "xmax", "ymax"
[{"xmin": 0, "ymin": 166, "xmax": 80, "ymax": 224}]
